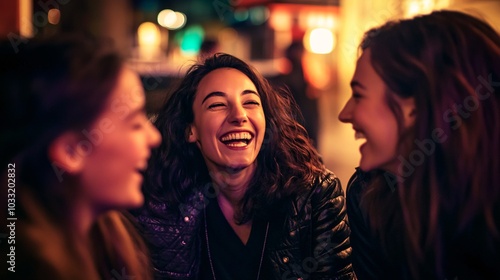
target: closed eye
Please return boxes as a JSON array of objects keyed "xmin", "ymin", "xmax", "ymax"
[
  {"xmin": 244, "ymin": 100, "xmax": 260, "ymax": 106},
  {"xmin": 131, "ymin": 114, "xmax": 148, "ymax": 130},
  {"xmin": 352, "ymin": 92, "xmax": 363, "ymax": 100},
  {"xmin": 208, "ymin": 103, "xmax": 226, "ymax": 109},
  {"xmin": 132, "ymin": 122, "xmax": 144, "ymax": 129}
]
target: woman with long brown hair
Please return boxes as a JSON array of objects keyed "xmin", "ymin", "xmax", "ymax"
[
  {"xmin": 339, "ymin": 10, "xmax": 500, "ymax": 279},
  {"xmin": 0, "ymin": 35, "xmax": 160, "ymax": 279}
]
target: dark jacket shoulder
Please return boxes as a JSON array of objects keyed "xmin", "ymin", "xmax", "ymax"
[{"xmin": 269, "ymin": 170, "xmax": 354, "ymax": 280}]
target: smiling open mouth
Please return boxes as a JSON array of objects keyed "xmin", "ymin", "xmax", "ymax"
[
  {"xmin": 355, "ymin": 131, "xmax": 366, "ymax": 140},
  {"xmin": 220, "ymin": 132, "xmax": 253, "ymax": 147}
]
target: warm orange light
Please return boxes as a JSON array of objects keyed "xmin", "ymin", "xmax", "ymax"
[
  {"xmin": 138, "ymin": 22, "xmax": 160, "ymax": 46},
  {"xmin": 137, "ymin": 22, "xmax": 161, "ymax": 60},
  {"xmin": 304, "ymin": 28, "xmax": 336, "ymax": 54},
  {"xmin": 269, "ymin": 10, "xmax": 291, "ymax": 31},
  {"xmin": 302, "ymin": 52, "xmax": 332, "ymax": 90},
  {"xmin": 269, "ymin": 3, "xmax": 339, "ymax": 31},
  {"xmin": 48, "ymin": 9, "xmax": 60, "ymax": 25},
  {"xmin": 19, "ymin": 0, "xmax": 33, "ymax": 37}
]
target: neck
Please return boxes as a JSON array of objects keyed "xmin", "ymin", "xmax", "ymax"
[
  {"xmin": 210, "ymin": 163, "xmax": 257, "ymax": 207},
  {"xmin": 71, "ymin": 199, "xmax": 97, "ymax": 239}
]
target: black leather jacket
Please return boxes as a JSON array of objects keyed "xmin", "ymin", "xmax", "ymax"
[{"xmin": 136, "ymin": 171, "xmax": 355, "ymax": 280}]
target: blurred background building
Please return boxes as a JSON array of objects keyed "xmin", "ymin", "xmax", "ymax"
[{"xmin": 2, "ymin": 0, "xmax": 499, "ymax": 186}]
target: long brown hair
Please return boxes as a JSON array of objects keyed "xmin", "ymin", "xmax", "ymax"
[
  {"xmin": 359, "ymin": 10, "xmax": 500, "ymax": 278},
  {"xmin": 0, "ymin": 36, "xmax": 151, "ymax": 279}
]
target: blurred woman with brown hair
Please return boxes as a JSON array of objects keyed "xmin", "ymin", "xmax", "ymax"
[{"xmin": 1, "ymin": 35, "xmax": 160, "ymax": 279}]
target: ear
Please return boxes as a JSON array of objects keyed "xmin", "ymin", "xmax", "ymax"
[
  {"xmin": 48, "ymin": 132, "xmax": 85, "ymax": 174},
  {"xmin": 187, "ymin": 124, "xmax": 198, "ymax": 143},
  {"xmin": 401, "ymin": 97, "xmax": 416, "ymax": 128}
]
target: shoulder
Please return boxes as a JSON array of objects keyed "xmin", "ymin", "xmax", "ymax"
[
  {"xmin": 310, "ymin": 169, "xmax": 343, "ymax": 200},
  {"xmin": 16, "ymin": 223, "xmax": 85, "ymax": 279},
  {"xmin": 345, "ymin": 168, "xmax": 373, "ymax": 232},
  {"xmin": 136, "ymin": 189, "xmax": 204, "ymax": 221},
  {"xmin": 292, "ymin": 169, "xmax": 344, "ymax": 212},
  {"xmin": 346, "ymin": 168, "xmax": 371, "ymax": 202}
]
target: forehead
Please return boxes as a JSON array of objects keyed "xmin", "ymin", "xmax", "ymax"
[
  {"xmin": 101, "ymin": 67, "xmax": 144, "ymax": 114},
  {"xmin": 353, "ymin": 50, "xmax": 374, "ymax": 80},
  {"xmin": 196, "ymin": 68, "xmax": 257, "ymax": 94},
  {"xmin": 352, "ymin": 49, "xmax": 386, "ymax": 89},
  {"xmin": 111, "ymin": 67, "xmax": 144, "ymax": 101}
]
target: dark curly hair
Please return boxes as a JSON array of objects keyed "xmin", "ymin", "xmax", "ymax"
[{"xmin": 143, "ymin": 53, "xmax": 324, "ymax": 222}]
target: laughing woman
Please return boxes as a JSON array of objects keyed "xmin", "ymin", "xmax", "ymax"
[
  {"xmin": 135, "ymin": 53, "xmax": 354, "ymax": 279},
  {"xmin": 339, "ymin": 10, "xmax": 500, "ymax": 280},
  {"xmin": 1, "ymin": 36, "xmax": 160, "ymax": 279}
]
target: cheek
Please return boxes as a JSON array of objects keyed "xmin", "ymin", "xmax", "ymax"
[
  {"xmin": 364, "ymin": 116, "xmax": 400, "ymax": 168},
  {"xmin": 82, "ymin": 133, "xmax": 142, "ymax": 181},
  {"xmin": 78, "ymin": 128, "xmax": 147, "ymax": 207},
  {"xmin": 255, "ymin": 112, "xmax": 266, "ymax": 136},
  {"xmin": 80, "ymin": 151, "xmax": 143, "ymax": 207},
  {"xmin": 257, "ymin": 123, "xmax": 266, "ymax": 147},
  {"xmin": 378, "ymin": 129, "xmax": 399, "ymax": 159},
  {"xmin": 371, "ymin": 116, "xmax": 397, "ymax": 148},
  {"xmin": 197, "ymin": 120, "xmax": 220, "ymax": 143},
  {"xmin": 93, "ymin": 145, "xmax": 129, "ymax": 167}
]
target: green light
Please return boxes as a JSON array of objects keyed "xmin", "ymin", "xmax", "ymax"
[{"xmin": 180, "ymin": 25, "xmax": 205, "ymax": 55}]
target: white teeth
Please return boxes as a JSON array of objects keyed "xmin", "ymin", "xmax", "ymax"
[
  {"xmin": 355, "ymin": 131, "xmax": 366, "ymax": 140},
  {"xmin": 221, "ymin": 132, "xmax": 252, "ymax": 142},
  {"xmin": 226, "ymin": 142, "xmax": 247, "ymax": 147}
]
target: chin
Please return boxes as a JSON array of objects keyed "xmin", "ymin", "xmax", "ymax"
[
  {"xmin": 359, "ymin": 158, "xmax": 378, "ymax": 172},
  {"xmin": 119, "ymin": 191, "xmax": 144, "ymax": 209},
  {"xmin": 224, "ymin": 164, "xmax": 247, "ymax": 172},
  {"xmin": 358, "ymin": 165, "xmax": 373, "ymax": 172},
  {"xmin": 228, "ymin": 159, "xmax": 256, "ymax": 169},
  {"xmin": 360, "ymin": 156, "xmax": 398, "ymax": 174},
  {"xmin": 130, "ymin": 195, "xmax": 145, "ymax": 208}
]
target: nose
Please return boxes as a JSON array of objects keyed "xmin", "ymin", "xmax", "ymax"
[
  {"xmin": 338, "ymin": 98, "xmax": 353, "ymax": 123},
  {"xmin": 228, "ymin": 104, "xmax": 248, "ymax": 125},
  {"xmin": 147, "ymin": 122, "xmax": 161, "ymax": 148}
]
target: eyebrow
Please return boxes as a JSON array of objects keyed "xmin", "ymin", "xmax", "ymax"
[
  {"xmin": 201, "ymin": 89, "xmax": 259, "ymax": 104},
  {"xmin": 125, "ymin": 106, "xmax": 146, "ymax": 120},
  {"xmin": 350, "ymin": 80, "xmax": 366, "ymax": 90}
]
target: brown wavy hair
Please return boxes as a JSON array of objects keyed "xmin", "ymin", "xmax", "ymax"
[
  {"xmin": 358, "ymin": 10, "xmax": 500, "ymax": 279},
  {"xmin": 0, "ymin": 36, "xmax": 151, "ymax": 279},
  {"xmin": 143, "ymin": 53, "xmax": 324, "ymax": 223}
]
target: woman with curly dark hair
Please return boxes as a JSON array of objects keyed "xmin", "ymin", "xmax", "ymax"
[
  {"xmin": 339, "ymin": 10, "xmax": 500, "ymax": 279},
  {"xmin": 135, "ymin": 53, "xmax": 354, "ymax": 279}
]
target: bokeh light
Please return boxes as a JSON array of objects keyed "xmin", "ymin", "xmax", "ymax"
[
  {"xmin": 157, "ymin": 9, "xmax": 186, "ymax": 30},
  {"xmin": 249, "ymin": 6, "xmax": 269, "ymax": 25},
  {"xmin": 304, "ymin": 28, "xmax": 335, "ymax": 54},
  {"xmin": 234, "ymin": 9, "xmax": 249, "ymax": 22},
  {"xmin": 180, "ymin": 25, "xmax": 205, "ymax": 55},
  {"xmin": 48, "ymin": 8, "xmax": 61, "ymax": 25},
  {"xmin": 137, "ymin": 22, "xmax": 162, "ymax": 60},
  {"xmin": 138, "ymin": 22, "xmax": 160, "ymax": 46}
]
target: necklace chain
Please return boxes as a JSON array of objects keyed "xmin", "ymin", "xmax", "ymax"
[{"xmin": 203, "ymin": 206, "xmax": 270, "ymax": 280}]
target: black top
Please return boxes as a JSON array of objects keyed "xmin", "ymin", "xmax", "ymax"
[
  {"xmin": 199, "ymin": 197, "xmax": 271, "ymax": 280},
  {"xmin": 136, "ymin": 170, "xmax": 355, "ymax": 279},
  {"xmin": 346, "ymin": 168, "xmax": 500, "ymax": 279},
  {"xmin": 345, "ymin": 169, "xmax": 396, "ymax": 280}
]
